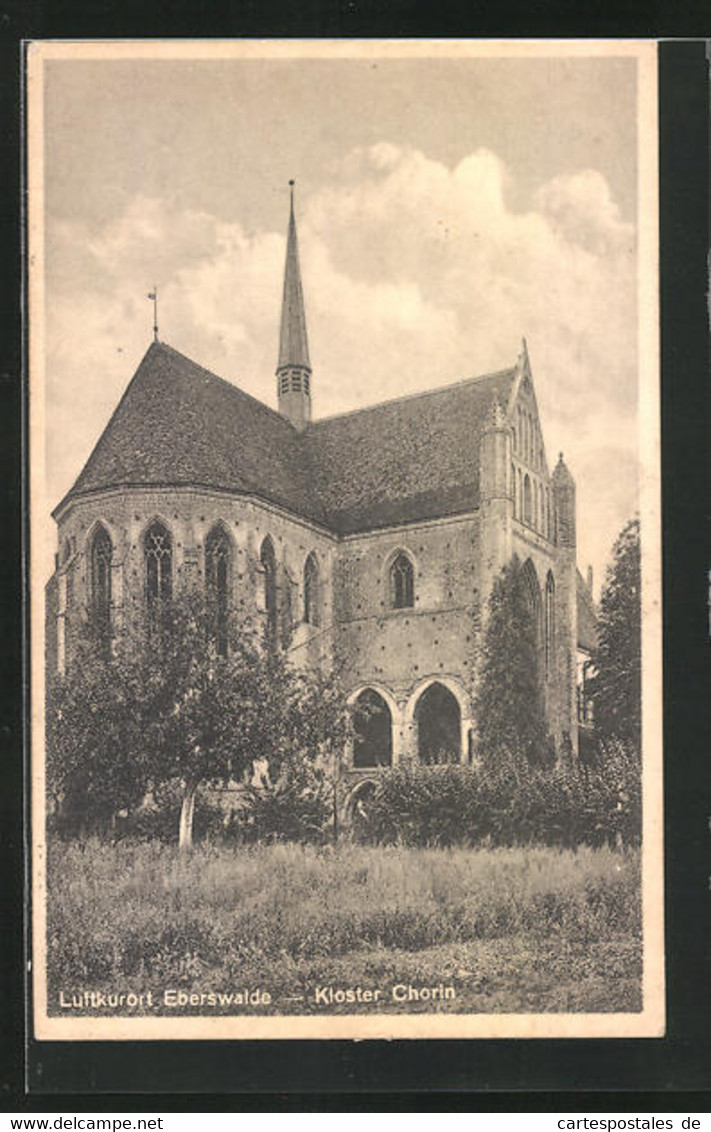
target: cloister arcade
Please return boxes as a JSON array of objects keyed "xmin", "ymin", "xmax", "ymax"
[{"xmin": 347, "ymin": 675, "xmax": 473, "ymax": 771}]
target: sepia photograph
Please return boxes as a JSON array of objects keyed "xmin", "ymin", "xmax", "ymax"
[{"xmin": 28, "ymin": 39, "xmax": 663, "ymax": 1041}]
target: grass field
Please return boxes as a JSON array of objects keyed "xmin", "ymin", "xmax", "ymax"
[{"xmin": 46, "ymin": 838, "xmax": 642, "ymax": 1015}]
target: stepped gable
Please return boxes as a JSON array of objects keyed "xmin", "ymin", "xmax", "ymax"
[
  {"xmin": 576, "ymin": 569, "xmax": 598, "ymax": 652},
  {"xmin": 305, "ymin": 368, "xmax": 517, "ymax": 534},
  {"xmin": 55, "ymin": 341, "xmax": 322, "ymax": 523}
]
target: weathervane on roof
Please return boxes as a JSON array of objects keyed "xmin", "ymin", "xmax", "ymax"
[{"xmin": 147, "ymin": 286, "xmax": 159, "ymax": 342}]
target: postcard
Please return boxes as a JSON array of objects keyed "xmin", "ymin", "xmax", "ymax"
[{"xmin": 28, "ymin": 38, "xmax": 663, "ymax": 1040}]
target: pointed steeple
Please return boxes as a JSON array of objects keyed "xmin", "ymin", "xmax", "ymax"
[{"xmin": 276, "ymin": 181, "xmax": 312, "ymax": 429}]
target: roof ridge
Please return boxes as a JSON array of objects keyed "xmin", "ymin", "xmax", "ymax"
[
  {"xmin": 156, "ymin": 341, "xmax": 298, "ymax": 432},
  {"xmin": 308, "ymin": 365, "xmax": 517, "ymax": 427}
]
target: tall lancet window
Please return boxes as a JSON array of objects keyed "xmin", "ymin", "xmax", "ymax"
[
  {"xmin": 545, "ymin": 572, "xmax": 556, "ymax": 678},
  {"xmin": 260, "ymin": 537, "xmax": 278, "ymax": 641},
  {"xmin": 206, "ymin": 525, "xmax": 231, "ymax": 656},
  {"xmin": 390, "ymin": 551, "xmax": 414, "ymax": 610},
  {"xmin": 523, "ymin": 474, "xmax": 532, "ymax": 525},
  {"xmin": 144, "ymin": 521, "xmax": 172, "ymax": 626},
  {"xmin": 303, "ymin": 552, "xmax": 320, "ymax": 626},
  {"xmin": 90, "ymin": 523, "xmax": 112, "ymax": 649}
]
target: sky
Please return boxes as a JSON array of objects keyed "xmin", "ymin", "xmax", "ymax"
[{"xmin": 40, "ymin": 47, "xmax": 643, "ymax": 593}]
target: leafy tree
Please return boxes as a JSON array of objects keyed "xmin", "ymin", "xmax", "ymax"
[
  {"xmin": 473, "ymin": 555, "xmax": 551, "ymax": 766},
  {"xmin": 47, "ymin": 628, "xmax": 152, "ymax": 832},
  {"xmin": 47, "ymin": 593, "xmax": 350, "ymax": 849},
  {"xmin": 237, "ymin": 659, "xmax": 354, "ymax": 844},
  {"xmin": 589, "ymin": 517, "xmax": 641, "ymax": 753}
]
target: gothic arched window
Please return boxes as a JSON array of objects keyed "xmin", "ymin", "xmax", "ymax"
[
  {"xmin": 521, "ymin": 558, "xmax": 543, "ymax": 692},
  {"xmin": 206, "ymin": 524, "xmax": 231, "ymax": 656},
  {"xmin": 90, "ymin": 523, "xmax": 112, "ymax": 647},
  {"xmin": 144, "ymin": 521, "xmax": 172, "ymax": 626},
  {"xmin": 523, "ymin": 474, "xmax": 532, "ymax": 525},
  {"xmin": 545, "ymin": 571, "xmax": 556, "ymax": 677},
  {"xmin": 390, "ymin": 551, "xmax": 414, "ymax": 610},
  {"xmin": 304, "ymin": 552, "xmax": 320, "ymax": 626},
  {"xmin": 260, "ymin": 537, "xmax": 277, "ymax": 641}
]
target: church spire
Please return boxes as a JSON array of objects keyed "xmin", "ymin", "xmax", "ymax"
[{"xmin": 276, "ymin": 181, "xmax": 312, "ymax": 429}]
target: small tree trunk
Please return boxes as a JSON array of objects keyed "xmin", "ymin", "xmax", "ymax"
[
  {"xmin": 179, "ymin": 780, "xmax": 199, "ymax": 851},
  {"xmin": 332, "ymin": 753, "xmax": 340, "ymax": 845}
]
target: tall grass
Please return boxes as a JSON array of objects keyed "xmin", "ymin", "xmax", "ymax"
[{"xmin": 47, "ymin": 838, "xmax": 640, "ymax": 992}]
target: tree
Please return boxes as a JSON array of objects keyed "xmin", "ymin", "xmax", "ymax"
[
  {"xmin": 473, "ymin": 555, "xmax": 551, "ymax": 766},
  {"xmin": 47, "ymin": 628, "xmax": 152, "ymax": 832},
  {"xmin": 47, "ymin": 593, "xmax": 352, "ymax": 849},
  {"xmin": 589, "ymin": 516, "xmax": 641, "ymax": 753}
]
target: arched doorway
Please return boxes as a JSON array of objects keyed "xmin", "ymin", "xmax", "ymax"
[
  {"xmin": 352, "ymin": 689, "xmax": 393, "ymax": 768},
  {"xmin": 415, "ymin": 682, "xmax": 461, "ymax": 765},
  {"xmin": 345, "ymin": 779, "xmax": 379, "ymax": 837}
]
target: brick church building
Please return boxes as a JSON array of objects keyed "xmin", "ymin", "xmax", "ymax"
[{"xmin": 46, "ymin": 188, "xmax": 596, "ymax": 787}]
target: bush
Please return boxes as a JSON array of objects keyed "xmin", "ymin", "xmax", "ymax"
[
  {"xmin": 358, "ymin": 750, "xmax": 641, "ymax": 850},
  {"xmin": 118, "ymin": 780, "xmax": 225, "ymax": 843},
  {"xmin": 225, "ymin": 752, "xmax": 333, "ymax": 844}
]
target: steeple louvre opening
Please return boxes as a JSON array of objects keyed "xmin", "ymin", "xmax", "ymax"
[{"xmin": 276, "ymin": 182, "xmax": 312, "ymax": 430}]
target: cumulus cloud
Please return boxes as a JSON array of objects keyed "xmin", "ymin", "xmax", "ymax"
[{"xmin": 44, "ymin": 143, "xmax": 638, "ymax": 589}]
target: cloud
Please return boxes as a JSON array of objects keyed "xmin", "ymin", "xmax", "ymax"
[
  {"xmin": 535, "ymin": 168, "xmax": 634, "ymax": 257},
  {"xmin": 44, "ymin": 143, "xmax": 638, "ymax": 589}
]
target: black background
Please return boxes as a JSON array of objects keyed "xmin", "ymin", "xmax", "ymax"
[{"xmin": 1, "ymin": 15, "xmax": 709, "ymax": 1107}]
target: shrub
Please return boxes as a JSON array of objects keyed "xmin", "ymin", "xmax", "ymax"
[
  {"xmin": 358, "ymin": 751, "xmax": 640, "ymax": 850},
  {"xmin": 119, "ymin": 780, "xmax": 225, "ymax": 843},
  {"xmin": 226, "ymin": 751, "xmax": 333, "ymax": 844}
]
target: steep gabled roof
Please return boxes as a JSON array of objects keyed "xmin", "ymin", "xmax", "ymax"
[
  {"xmin": 306, "ymin": 369, "xmax": 517, "ymax": 534},
  {"xmin": 56, "ymin": 342, "xmax": 322, "ymax": 523},
  {"xmin": 57, "ymin": 341, "xmax": 517, "ymax": 533}
]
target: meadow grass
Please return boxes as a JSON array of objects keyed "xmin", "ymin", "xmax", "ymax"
[{"xmin": 46, "ymin": 838, "xmax": 641, "ymax": 1014}]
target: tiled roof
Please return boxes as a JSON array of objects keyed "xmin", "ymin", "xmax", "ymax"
[
  {"xmin": 307, "ymin": 370, "xmax": 517, "ymax": 534},
  {"xmin": 59, "ymin": 343, "xmax": 322, "ymax": 523},
  {"xmin": 57, "ymin": 341, "xmax": 517, "ymax": 534}
]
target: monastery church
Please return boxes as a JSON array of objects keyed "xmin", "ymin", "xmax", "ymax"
[{"xmin": 47, "ymin": 187, "xmax": 596, "ymax": 781}]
